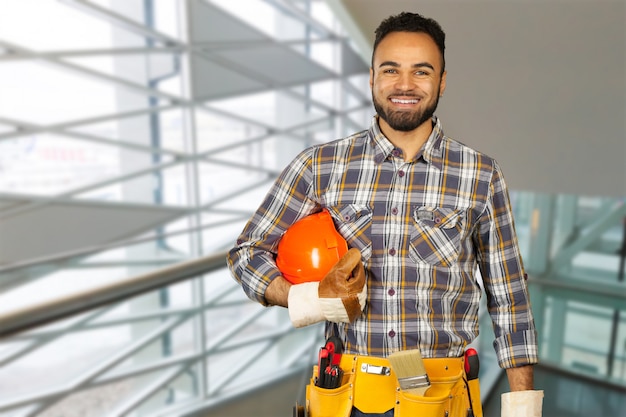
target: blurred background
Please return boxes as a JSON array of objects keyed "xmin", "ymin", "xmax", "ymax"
[{"xmin": 0, "ymin": 0, "xmax": 624, "ymax": 416}]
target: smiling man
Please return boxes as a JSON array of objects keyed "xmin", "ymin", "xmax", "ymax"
[
  {"xmin": 371, "ymin": 29, "xmax": 446, "ymax": 160},
  {"xmin": 228, "ymin": 11, "xmax": 542, "ymax": 417}
]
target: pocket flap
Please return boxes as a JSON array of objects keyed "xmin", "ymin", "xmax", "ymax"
[{"xmin": 413, "ymin": 207, "xmax": 461, "ymax": 229}]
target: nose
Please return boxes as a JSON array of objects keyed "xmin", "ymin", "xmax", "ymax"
[{"xmin": 394, "ymin": 72, "xmax": 415, "ymax": 91}]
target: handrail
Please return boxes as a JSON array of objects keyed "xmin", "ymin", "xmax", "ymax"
[
  {"xmin": 527, "ymin": 275, "xmax": 626, "ymax": 302},
  {"xmin": 0, "ymin": 250, "xmax": 229, "ymax": 338}
]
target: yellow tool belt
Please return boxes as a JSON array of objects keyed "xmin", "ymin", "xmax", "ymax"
[{"xmin": 305, "ymin": 354, "xmax": 483, "ymax": 417}]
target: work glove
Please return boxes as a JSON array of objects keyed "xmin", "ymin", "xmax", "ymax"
[
  {"xmin": 288, "ymin": 248, "xmax": 367, "ymax": 328},
  {"xmin": 501, "ymin": 390, "xmax": 544, "ymax": 417}
]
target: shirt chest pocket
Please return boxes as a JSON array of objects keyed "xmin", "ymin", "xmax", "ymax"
[
  {"xmin": 327, "ymin": 204, "xmax": 372, "ymax": 261},
  {"xmin": 409, "ymin": 206, "xmax": 466, "ymax": 267}
]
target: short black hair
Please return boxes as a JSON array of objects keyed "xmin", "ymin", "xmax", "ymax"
[{"xmin": 372, "ymin": 12, "xmax": 446, "ymax": 73}]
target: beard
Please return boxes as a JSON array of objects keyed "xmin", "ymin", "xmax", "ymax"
[{"xmin": 372, "ymin": 91, "xmax": 440, "ymax": 132}]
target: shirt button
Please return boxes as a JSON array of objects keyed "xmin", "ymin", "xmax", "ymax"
[
  {"xmin": 398, "ymin": 170, "xmax": 405, "ymax": 177},
  {"xmin": 388, "ymin": 330, "xmax": 396, "ymax": 338},
  {"xmin": 388, "ymin": 288, "xmax": 396, "ymax": 296},
  {"xmin": 391, "ymin": 207, "xmax": 398, "ymax": 215},
  {"xmin": 388, "ymin": 248, "xmax": 396, "ymax": 256},
  {"xmin": 392, "ymin": 149, "xmax": 402, "ymax": 157}
]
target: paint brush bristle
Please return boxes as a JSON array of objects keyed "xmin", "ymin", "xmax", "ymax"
[{"xmin": 388, "ymin": 349, "xmax": 430, "ymax": 396}]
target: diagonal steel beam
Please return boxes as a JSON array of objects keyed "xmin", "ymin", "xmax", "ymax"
[
  {"xmin": 550, "ymin": 201, "xmax": 626, "ymax": 271},
  {"xmin": 0, "ymin": 36, "xmax": 351, "ymax": 61},
  {"xmin": 58, "ymin": 0, "xmax": 182, "ymax": 46}
]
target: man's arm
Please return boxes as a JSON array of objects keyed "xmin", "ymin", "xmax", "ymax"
[
  {"xmin": 226, "ymin": 148, "xmax": 316, "ymax": 306},
  {"xmin": 506, "ymin": 365, "xmax": 534, "ymax": 391},
  {"xmin": 475, "ymin": 161, "xmax": 539, "ymax": 370},
  {"xmin": 502, "ymin": 365, "xmax": 543, "ymax": 417},
  {"xmin": 265, "ymin": 276, "xmax": 291, "ymax": 307},
  {"xmin": 266, "ymin": 248, "xmax": 367, "ymax": 328}
]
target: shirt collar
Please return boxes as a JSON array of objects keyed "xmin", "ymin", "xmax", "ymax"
[
  {"xmin": 368, "ymin": 115, "xmax": 445, "ymax": 169},
  {"xmin": 369, "ymin": 116, "xmax": 395, "ymax": 164},
  {"xmin": 422, "ymin": 117, "xmax": 445, "ymax": 170}
]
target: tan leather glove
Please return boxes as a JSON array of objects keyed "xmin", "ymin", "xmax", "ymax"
[
  {"xmin": 288, "ymin": 248, "xmax": 367, "ymax": 328},
  {"xmin": 501, "ymin": 390, "xmax": 544, "ymax": 417}
]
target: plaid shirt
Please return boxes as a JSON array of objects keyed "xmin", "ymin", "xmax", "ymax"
[{"xmin": 227, "ymin": 116, "xmax": 538, "ymax": 368}]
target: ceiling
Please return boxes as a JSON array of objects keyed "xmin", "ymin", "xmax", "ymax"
[{"xmin": 330, "ymin": 0, "xmax": 626, "ymax": 198}]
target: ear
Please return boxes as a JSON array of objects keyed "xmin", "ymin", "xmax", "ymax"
[
  {"xmin": 439, "ymin": 70, "xmax": 447, "ymax": 96},
  {"xmin": 369, "ymin": 67, "xmax": 374, "ymax": 89}
]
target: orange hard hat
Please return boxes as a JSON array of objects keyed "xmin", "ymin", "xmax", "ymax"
[{"xmin": 276, "ymin": 209, "xmax": 348, "ymax": 284}]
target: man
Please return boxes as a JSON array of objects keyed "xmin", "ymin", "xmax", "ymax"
[{"xmin": 228, "ymin": 11, "xmax": 542, "ymax": 417}]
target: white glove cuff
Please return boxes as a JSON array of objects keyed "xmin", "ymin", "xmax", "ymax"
[
  {"xmin": 319, "ymin": 298, "xmax": 350, "ymax": 323},
  {"xmin": 287, "ymin": 282, "xmax": 324, "ymax": 328},
  {"xmin": 357, "ymin": 284, "xmax": 368, "ymax": 309},
  {"xmin": 501, "ymin": 390, "xmax": 544, "ymax": 417}
]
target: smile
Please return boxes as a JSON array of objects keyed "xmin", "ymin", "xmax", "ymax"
[{"xmin": 390, "ymin": 98, "xmax": 420, "ymax": 104}]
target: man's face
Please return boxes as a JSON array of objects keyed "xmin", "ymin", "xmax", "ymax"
[{"xmin": 370, "ymin": 31, "xmax": 447, "ymax": 133}]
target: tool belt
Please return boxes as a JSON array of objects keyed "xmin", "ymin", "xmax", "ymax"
[{"xmin": 304, "ymin": 352, "xmax": 483, "ymax": 417}]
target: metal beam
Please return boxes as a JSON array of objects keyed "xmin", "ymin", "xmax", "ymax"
[
  {"xmin": 529, "ymin": 275, "xmax": 626, "ymax": 309},
  {"xmin": 59, "ymin": 0, "xmax": 181, "ymax": 46},
  {"xmin": 0, "ymin": 250, "xmax": 228, "ymax": 338},
  {"xmin": 550, "ymin": 201, "xmax": 626, "ymax": 271}
]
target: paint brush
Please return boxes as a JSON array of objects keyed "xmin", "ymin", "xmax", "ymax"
[{"xmin": 388, "ymin": 349, "xmax": 430, "ymax": 396}]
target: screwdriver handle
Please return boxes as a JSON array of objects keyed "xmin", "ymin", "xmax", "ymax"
[{"xmin": 464, "ymin": 348, "xmax": 479, "ymax": 380}]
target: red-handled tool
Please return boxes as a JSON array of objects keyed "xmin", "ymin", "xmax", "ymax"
[
  {"xmin": 464, "ymin": 348, "xmax": 479, "ymax": 380},
  {"xmin": 325, "ymin": 336, "xmax": 343, "ymax": 366},
  {"xmin": 325, "ymin": 364, "xmax": 343, "ymax": 389},
  {"xmin": 317, "ymin": 337, "xmax": 344, "ymax": 389},
  {"xmin": 316, "ymin": 347, "xmax": 329, "ymax": 387},
  {"xmin": 464, "ymin": 348, "xmax": 482, "ymax": 416}
]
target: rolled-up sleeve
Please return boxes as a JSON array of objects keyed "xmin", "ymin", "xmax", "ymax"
[
  {"xmin": 226, "ymin": 148, "xmax": 318, "ymax": 305},
  {"xmin": 474, "ymin": 161, "xmax": 539, "ymax": 368}
]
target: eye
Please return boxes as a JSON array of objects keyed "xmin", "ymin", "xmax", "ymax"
[{"xmin": 383, "ymin": 68, "xmax": 397, "ymax": 74}]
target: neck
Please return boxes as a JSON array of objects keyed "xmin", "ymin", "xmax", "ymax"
[{"xmin": 378, "ymin": 118, "xmax": 433, "ymax": 161}]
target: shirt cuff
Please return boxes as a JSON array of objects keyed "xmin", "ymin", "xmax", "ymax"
[
  {"xmin": 493, "ymin": 329, "xmax": 540, "ymax": 368},
  {"xmin": 245, "ymin": 268, "xmax": 283, "ymax": 307}
]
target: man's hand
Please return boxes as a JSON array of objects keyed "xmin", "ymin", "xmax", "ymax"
[{"xmin": 287, "ymin": 248, "xmax": 367, "ymax": 328}]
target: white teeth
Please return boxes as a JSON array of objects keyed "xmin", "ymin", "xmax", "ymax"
[{"xmin": 391, "ymin": 98, "xmax": 419, "ymax": 104}]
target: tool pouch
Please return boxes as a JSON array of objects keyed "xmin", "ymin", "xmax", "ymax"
[
  {"xmin": 306, "ymin": 376, "xmax": 353, "ymax": 417},
  {"xmin": 305, "ymin": 355, "xmax": 482, "ymax": 417},
  {"xmin": 306, "ymin": 355, "xmax": 395, "ymax": 417},
  {"xmin": 395, "ymin": 357, "xmax": 469, "ymax": 417}
]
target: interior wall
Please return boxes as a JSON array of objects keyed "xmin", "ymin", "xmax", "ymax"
[{"xmin": 339, "ymin": 0, "xmax": 625, "ymax": 198}]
